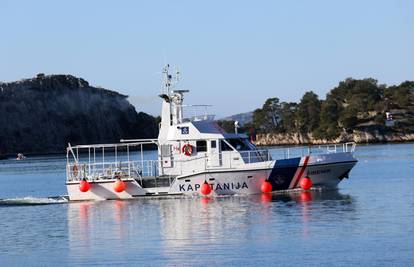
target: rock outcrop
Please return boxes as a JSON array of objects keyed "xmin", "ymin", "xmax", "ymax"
[
  {"xmin": 254, "ymin": 130, "xmax": 414, "ymax": 146},
  {"xmin": 0, "ymin": 74, "xmax": 158, "ymax": 155}
]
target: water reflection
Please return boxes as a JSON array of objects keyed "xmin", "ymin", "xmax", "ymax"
[{"xmin": 66, "ymin": 191, "xmax": 356, "ymax": 264}]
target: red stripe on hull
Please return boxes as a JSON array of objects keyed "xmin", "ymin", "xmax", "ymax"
[{"xmin": 292, "ymin": 156, "xmax": 310, "ymax": 189}]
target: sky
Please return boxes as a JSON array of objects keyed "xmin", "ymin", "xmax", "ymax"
[{"xmin": 1, "ymin": 0, "xmax": 413, "ymax": 118}]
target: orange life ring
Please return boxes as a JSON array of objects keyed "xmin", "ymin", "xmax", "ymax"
[
  {"xmin": 72, "ymin": 164, "xmax": 79, "ymax": 177},
  {"xmin": 182, "ymin": 144, "xmax": 193, "ymax": 156}
]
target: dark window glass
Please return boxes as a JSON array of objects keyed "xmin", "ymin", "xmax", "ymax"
[
  {"xmin": 211, "ymin": 140, "xmax": 217, "ymax": 148},
  {"xmin": 196, "ymin": 140, "xmax": 207, "ymax": 152},
  {"xmin": 220, "ymin": 140, "xmax": 233, "ymax": 151},
  {"xmin": 227, "ymin": 138, "xmax": 251, "ymax": 151}
]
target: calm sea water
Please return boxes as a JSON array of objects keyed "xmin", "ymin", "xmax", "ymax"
[{"xmin": 0, "ymin": 143, "xmax": 413, "ymax": 266}]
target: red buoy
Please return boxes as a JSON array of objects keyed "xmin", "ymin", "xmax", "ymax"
[
  {"xmin": 79, "ymin": 179, "xmax": 90, "ymax": 192},
  {"xmin": 261, "ymin": 193, "xmax": 272, "ymax": 202},
  {"xmin": 201, "ymin": 197, "xmax": 212, "ymax": 205},
  {"xmin": 113, "ymin": 179, "xmax": 126, "ymax": 193},
  {"xmin": 261, "ymin": 180, "xmax": 272, "ymax": 193},
  {"xmin": 300, "ymin": 177, "xmax": 312, "ymax": 190},
  {"xmin": 200, "ymin": 181, "xmax": 212, "ymax": 196},
  {"xmin": 300, "ymin": 191, "xmax": 312, "ymax": 202}
]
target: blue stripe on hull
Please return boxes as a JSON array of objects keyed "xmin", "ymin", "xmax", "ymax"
[{"xmin": 268, "ymin": 157, "xmax": 301, "ymax": 190}]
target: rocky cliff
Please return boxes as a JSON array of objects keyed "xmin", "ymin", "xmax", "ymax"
[
  {"xmin": 0, "ymin": 74, "xmax": 158, "ymax": 155},
  {"xmin": 254, "ymin": 130, "xmax": 414, "ymax": 146}
]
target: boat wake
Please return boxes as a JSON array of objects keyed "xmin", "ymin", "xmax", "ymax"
[{"xmin": 0, "ymin": 196, "xmax": 68, "ymax": 207}]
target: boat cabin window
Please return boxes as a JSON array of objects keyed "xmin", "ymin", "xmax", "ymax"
[
  {"xmin": 220, "ymin": 140, "xmax": 233, "ymax": 151},
  {"xmin": 196, "ymin": 140, "xmax": 207, "ymax": 152},
  {"xmin": 221, "ymin": 138, "xmax": 253, "ymax": 152},
  {"xmin": 211, "ymin": 140, "xmax": 217, "ymax": 148}
]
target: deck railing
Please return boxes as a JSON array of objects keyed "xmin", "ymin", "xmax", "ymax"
[
  {"xmin": 67, "ymin": 160, "xmax": 160, "ymax": 182},
  {"xmin": 66, "ymin": 142, "xmax": 355, "ymax": 181},
  {"xmin": 271, "ymin": 142, "xmax": 356, "ymax": 160},
  {"xmin": 164, "ymin": 149, "xmax": 273, "ymax": 176},
  {"xmin": 179, "ymin": 104, "xmax": 215, "ymax": 123}
]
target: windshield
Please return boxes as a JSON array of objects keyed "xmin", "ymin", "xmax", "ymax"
[{"xmin": 222, "ymin": 138, "xmax": 254, "ymax": 151}]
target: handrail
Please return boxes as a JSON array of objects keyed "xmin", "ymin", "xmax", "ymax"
[
  {"xmin": 179, "ymin": 104, "xmax": 215, "ymax": 122},
  {"xmin": 71, "ymin": 141, "xmax": 157, "ymax": 149},
  {"xmin": 66, "ymin": 149, "xmax": 273, "ymax": 181},
  {"xmin": 66, "ymin": 143, "xmax": 356, "ymax": 181},
  {"xmin": 120, "ymin": 138, "xmax": 158, "ymax": 144},
  {"xmin": 275, "ymin": 142, "xmax": 356, "ymax": 160},
  {"xmin": 67, "ymin": 160, "xmax": 160, "ymax": 182},
  {"xmin": 171, "ymin": 149, "xmax": 272, "ymax": 163}
]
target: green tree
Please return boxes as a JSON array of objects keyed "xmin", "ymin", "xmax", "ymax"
[
  {"xmin": 384, "ymin": 81, "xmax": 414, "ymax": 108},
  {"xmin": 296, "ymin": 91, "xmax": 321, "ymax": 134},
  {"xmin": 252, "ymin": 97, "xmax": 282, "ymax": 132},
  {"xmin": 279, "ymin": 102, "xmax": 298, "ymax": 133},
  {"xmin": 339, "ymin": 107, "xmax": 358, "ymax": 131},
  {"xmin": 331, "ymin": 78, "xmax": 383, "ymax": 113},
  {"xmin": 249, "ymin": 78, "xmax": 414, "ymax": 140},
  {"xmin": 314, "ymin": 97, "xmax": 341, "ymax": 139}
]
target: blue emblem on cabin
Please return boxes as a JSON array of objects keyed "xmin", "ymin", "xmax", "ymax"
[{"xmin": 181, "ymin": 127, "xmax": 189, "ymax": 135}]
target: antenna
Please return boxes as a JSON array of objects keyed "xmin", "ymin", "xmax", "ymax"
[
  {"xmin": 234, "ymin": 120, "xmax": 240, "ymax": 134},
  {"xmin": 161, "ymin": 64, "xmax": 182, "ymax": 95},
  {"xmin": 175, "ymin": 67, "xmax": 181, "ymax": 83},
  {"xmin": 162, "ymin": 64, "xmax": 172, "ymax": 95}
]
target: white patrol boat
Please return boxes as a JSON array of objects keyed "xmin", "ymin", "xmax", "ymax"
[{"xmin": 65, "ymin": 65, "xmax": 357, "ymax": 201}]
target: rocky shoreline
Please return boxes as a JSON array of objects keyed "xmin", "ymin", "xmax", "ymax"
[{"xmin": 254, "ymin": 131, "xmax": 414, "ymax": 146}]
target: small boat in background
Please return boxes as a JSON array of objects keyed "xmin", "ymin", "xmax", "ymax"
[{"xmin": 16, "ymin": 153, "xmax": 26, "ymax": 160}]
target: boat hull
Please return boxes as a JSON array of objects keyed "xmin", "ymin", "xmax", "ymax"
[
  {"xmin": 66, "ymin": 179, "xmax": 148, "ymax": 201},
  {"xmin": 66, "ymin": 152, "xmax": 357, "ymax": 201}
]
